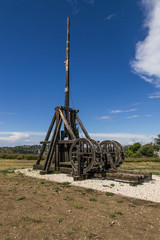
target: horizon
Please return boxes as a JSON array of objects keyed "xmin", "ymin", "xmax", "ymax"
[{"xmin": 0, "ymin": 0, "xmax": 160, "ymax": 147}]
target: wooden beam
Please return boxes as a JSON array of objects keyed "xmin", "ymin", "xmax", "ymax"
[
  {"xmin": 76, "ymin": 114, "xmax": 91, "ymax": 140},
  {"xmin": 59, "ymin": 109, "xmax": 76, "ymax": 139},
  {"xmin": 45, "ymin": 117, "xmax": 62, "ymax": 171},
  {"xmin": 36, "ymin": 113, "xmax": 56, "ymax": 165}
]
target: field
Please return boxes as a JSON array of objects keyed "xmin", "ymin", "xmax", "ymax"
[{"xmin": 0, "ymin": 158, "xmax": 160, "ymax": 240}]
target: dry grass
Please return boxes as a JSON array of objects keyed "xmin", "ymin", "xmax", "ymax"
[
  {"xmin": 119, "ymin": 161, "xmax": 160, "ymax": 175},
  {"xmin": 1, "ymin": 158, "xmax": 160, "ymax": 175},
  {"xmin": 0, "ymin": 159, "xmax": 35, "ymax": 171}
]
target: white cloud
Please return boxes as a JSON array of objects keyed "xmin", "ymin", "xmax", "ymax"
[
  {"xmin": 145, "ymin": 114, "xmax": 152, "ymax": 117},
  {"xmin": 111, "ymin": 108, "xmax": 137, "ymax": 114},
  {"xmin": 0, "ymin": 131, "xmax": 156, "ymax": 147},
  {"xmin": 148, "ymin": 91, "xmax": 160, "ymax": 98},
  {"xmin": 98, "ymin": 116, "xmax": 111, "ymax": 120},
  {"xmin": 127, "ymin": 115, "xmax": 139, "ymax": 119},
  {"xmin": 131, "ymin": 0, "xmax": 160, "ymax": 88},
  {"xmin": 0, "ymin": 132, "xmax": 45, "ymax": 147},
  {"xmin": 89, "ymin": 132, "xmax": 155, "ymax": 145},
  {"xmin": 104, "ymin": 13, "xmax": 116, "ymax": 21}
]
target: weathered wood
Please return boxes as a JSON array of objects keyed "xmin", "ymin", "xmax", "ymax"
[
  {"xmin": 59, "ymin": 167, "xmax": 72, "ymax": 173},
  {"xmin": 58, "ymin": 140, "xmax": 74, "ymax": 144},
  {"xmin": 76, "ymin": 114, "xmax": 91, "ymax": 140},
  {"xmin": 43, "ymin": 111, "xmax": 61, "ymax": 171},
  {"xmin": 93, "ymin": 170, "xmax": 152, "ymax": 184},
  {"xmin": 35, "ymin": 113, "xmax": 56, "ymax": 165},
  {"xmin": 59, "ymin": 163, "xmax": 72, "ymax": 168},
  {"xmin": 34, "ymin": 18, "xmax": 127, "ymax": 178},
  {"xmin": 45, "ymin": 116, "xmax": 62, "ymax": 172},
  {"xmin": 64, "ymin": 17, "xmax": 70, "ymax": 111},
  {"xmin": 55, "ymin": 144, "xmax": 59, "ymax": 171},
  {"xmin": 56, "ymin": 106, "xmax": 79, "ymax": 113},
  {"xmin": 59, "ymin": 108, "xmax": 76, "ymax": 139}
]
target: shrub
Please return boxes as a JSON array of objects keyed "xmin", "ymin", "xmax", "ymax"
[
  {"xmin": 25, "ymin": 155, "xmax": 37, "ymax": 160},
  {"xmin": 16, "ymin": 155, "xmax": 24, "ymax": 160},
  {"xmin": 125, "ymin": 149, "xmax": 134, "ymax": 157},
  {"xmin": 131, "ymin": 150, "xmax": 142, "ymax": 158},
  {"xmin": 139, "ymin": 144, "xmax": 154, "ymax": 157},
  {"xmin": 129, "ymin": 142, "xmax": 141, "ymax": 153}
]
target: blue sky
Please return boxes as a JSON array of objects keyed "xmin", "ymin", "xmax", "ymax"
[{"xmin": 0, "ymin": 0, "xmax": 160, "ymax": 146}]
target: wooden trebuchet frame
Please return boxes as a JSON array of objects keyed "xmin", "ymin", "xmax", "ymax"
[{"xmin": 33, "ymin": 17, "xmax": 126, "ymax": 179}]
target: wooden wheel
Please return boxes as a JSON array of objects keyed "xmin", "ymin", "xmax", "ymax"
[
  {"xmin": 100, "ymin": 140, "xmax": 121, "ymax": 170},
  {"xmin": 90, "ymin": 139, "xmax": 103, "ymax": 167},
  {"xmin": 69, "ymin": 138, "xmax": 96, "ymax": 174},
  {"xmin": 112, "ymin": 140, "xmax": 125, "ymax": 166}
]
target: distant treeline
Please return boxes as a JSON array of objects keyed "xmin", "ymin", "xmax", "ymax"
[
  {"xmin": 0, "ymin": 145, "xmax": 43, "ymax": 154},
  {"xmin": 0, "ymin": 153, "xmax": 45, "ymax": 160}
]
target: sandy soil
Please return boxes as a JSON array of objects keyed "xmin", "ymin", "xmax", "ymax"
[{"xmin": 0, "ymin": 171, "xmax": 160, "ymax": 240}]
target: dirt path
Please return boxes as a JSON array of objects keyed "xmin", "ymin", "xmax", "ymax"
[{"xmin": 0, "ymin": 172, "xmax": 160, "ymax": 240}]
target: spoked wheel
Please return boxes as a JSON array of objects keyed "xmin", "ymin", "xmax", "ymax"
[
  {"xmin": 100, "ymin": 140, "xmax": 121, "ymax": 170},
  {"xmin": 112, "ymin": 140, "xmax": 125, "ymax": 166},
  {"xmin": 90, "ymin": 139, "xmax": 103, "ymax": 168},
  {"xmin": 69, "ymin": 138, "xmax": 96, "ymax": 174}
]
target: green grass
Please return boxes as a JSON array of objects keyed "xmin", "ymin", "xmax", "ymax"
[
  {"xmin": 106, "ymin": 192, "xmax": 115, "ymax": 197},
  {"xmin": 89, "ymin": 198, "xmax": 97, "ymax": 202},
  {"xmin": 60, "ymin": 181, "xmax": 71, "ymax": 186},
  {"xmin": 43, "ymin": 237, "xmax": 49, "ymax": 240},
  {"xmin": 115, "ymin": 211, "xmax": 123, "ymax": 215},
  {"xmin": 58, "ymin": 218, "xmax": 62, "ymax": 223},
  {"xmin": 108, "ymin": 212, "xmax": 116, "ymax": 218},
  {"xmin": 86, "ymin": 188, "xmax": 95, "ymax": 193},
  {"xmin": 39, "ymin": 180, "xmax": 45, "ymax": 184},
  {"xmin": 17, "ymin": 195, "xmax": 25, "ymax": 201},
  {"xmin": 108, "ymin": 210, "xmax": 123, "ymax": 218},
  {"xmin": 74, "ymin": 205, "xmax": 83, "ymax": 209}
]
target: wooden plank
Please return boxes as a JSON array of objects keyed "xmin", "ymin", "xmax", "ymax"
[
  {"xmin": 76, "ymin": 114, "xmax": 91, "ymax": 140},
  {"xmin": 43, "ymin": 111, "xmax": 61, "ymax": 171},
  {"xmin": 59, "ymin": 163, "xmax": 72, "ymax": 168},
  {"xmin": 36, "ymin": 113, "xmax": 56, "ymax": 165},
  {"xmin": 59, "ymin": 167, "xmax": 72, "ymax": 173},
  {"xmin": 45, "ymin": 117, "xmax": 62, "ymax": 171},
  {"xmin": 56, "ymin": 106, "xmax": 79, "ymax": 113},
  {"xmin": 40, "ymin": 141, "xmax": 51, "ymax": 144},
  {"xmin": 55, "ymin": 144, "xmax": 59, "ymax": 171},
  {"xmin": 58, "ymin": 140, "xmax": 74, "ymax": 144},
  {"xmin": 59, "ymin": 108, "xmax": 76, "ymax": 139}
]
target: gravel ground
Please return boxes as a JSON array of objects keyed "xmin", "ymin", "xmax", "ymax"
[{"xmin": 15, "ymin": 168, "xmax": 160, "ymax": 203}]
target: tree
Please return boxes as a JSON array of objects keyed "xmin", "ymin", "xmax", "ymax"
[
  {"xmin": 139, "ymin": 144, "xmax": 154, "ymax": 157},
  {"xmin": 129, "ymin": 142, "xmax": 141, "ymax": 153},
  {"xmin": 154, "ymin": 134, "xmax": 160, "ymax": 145}
]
